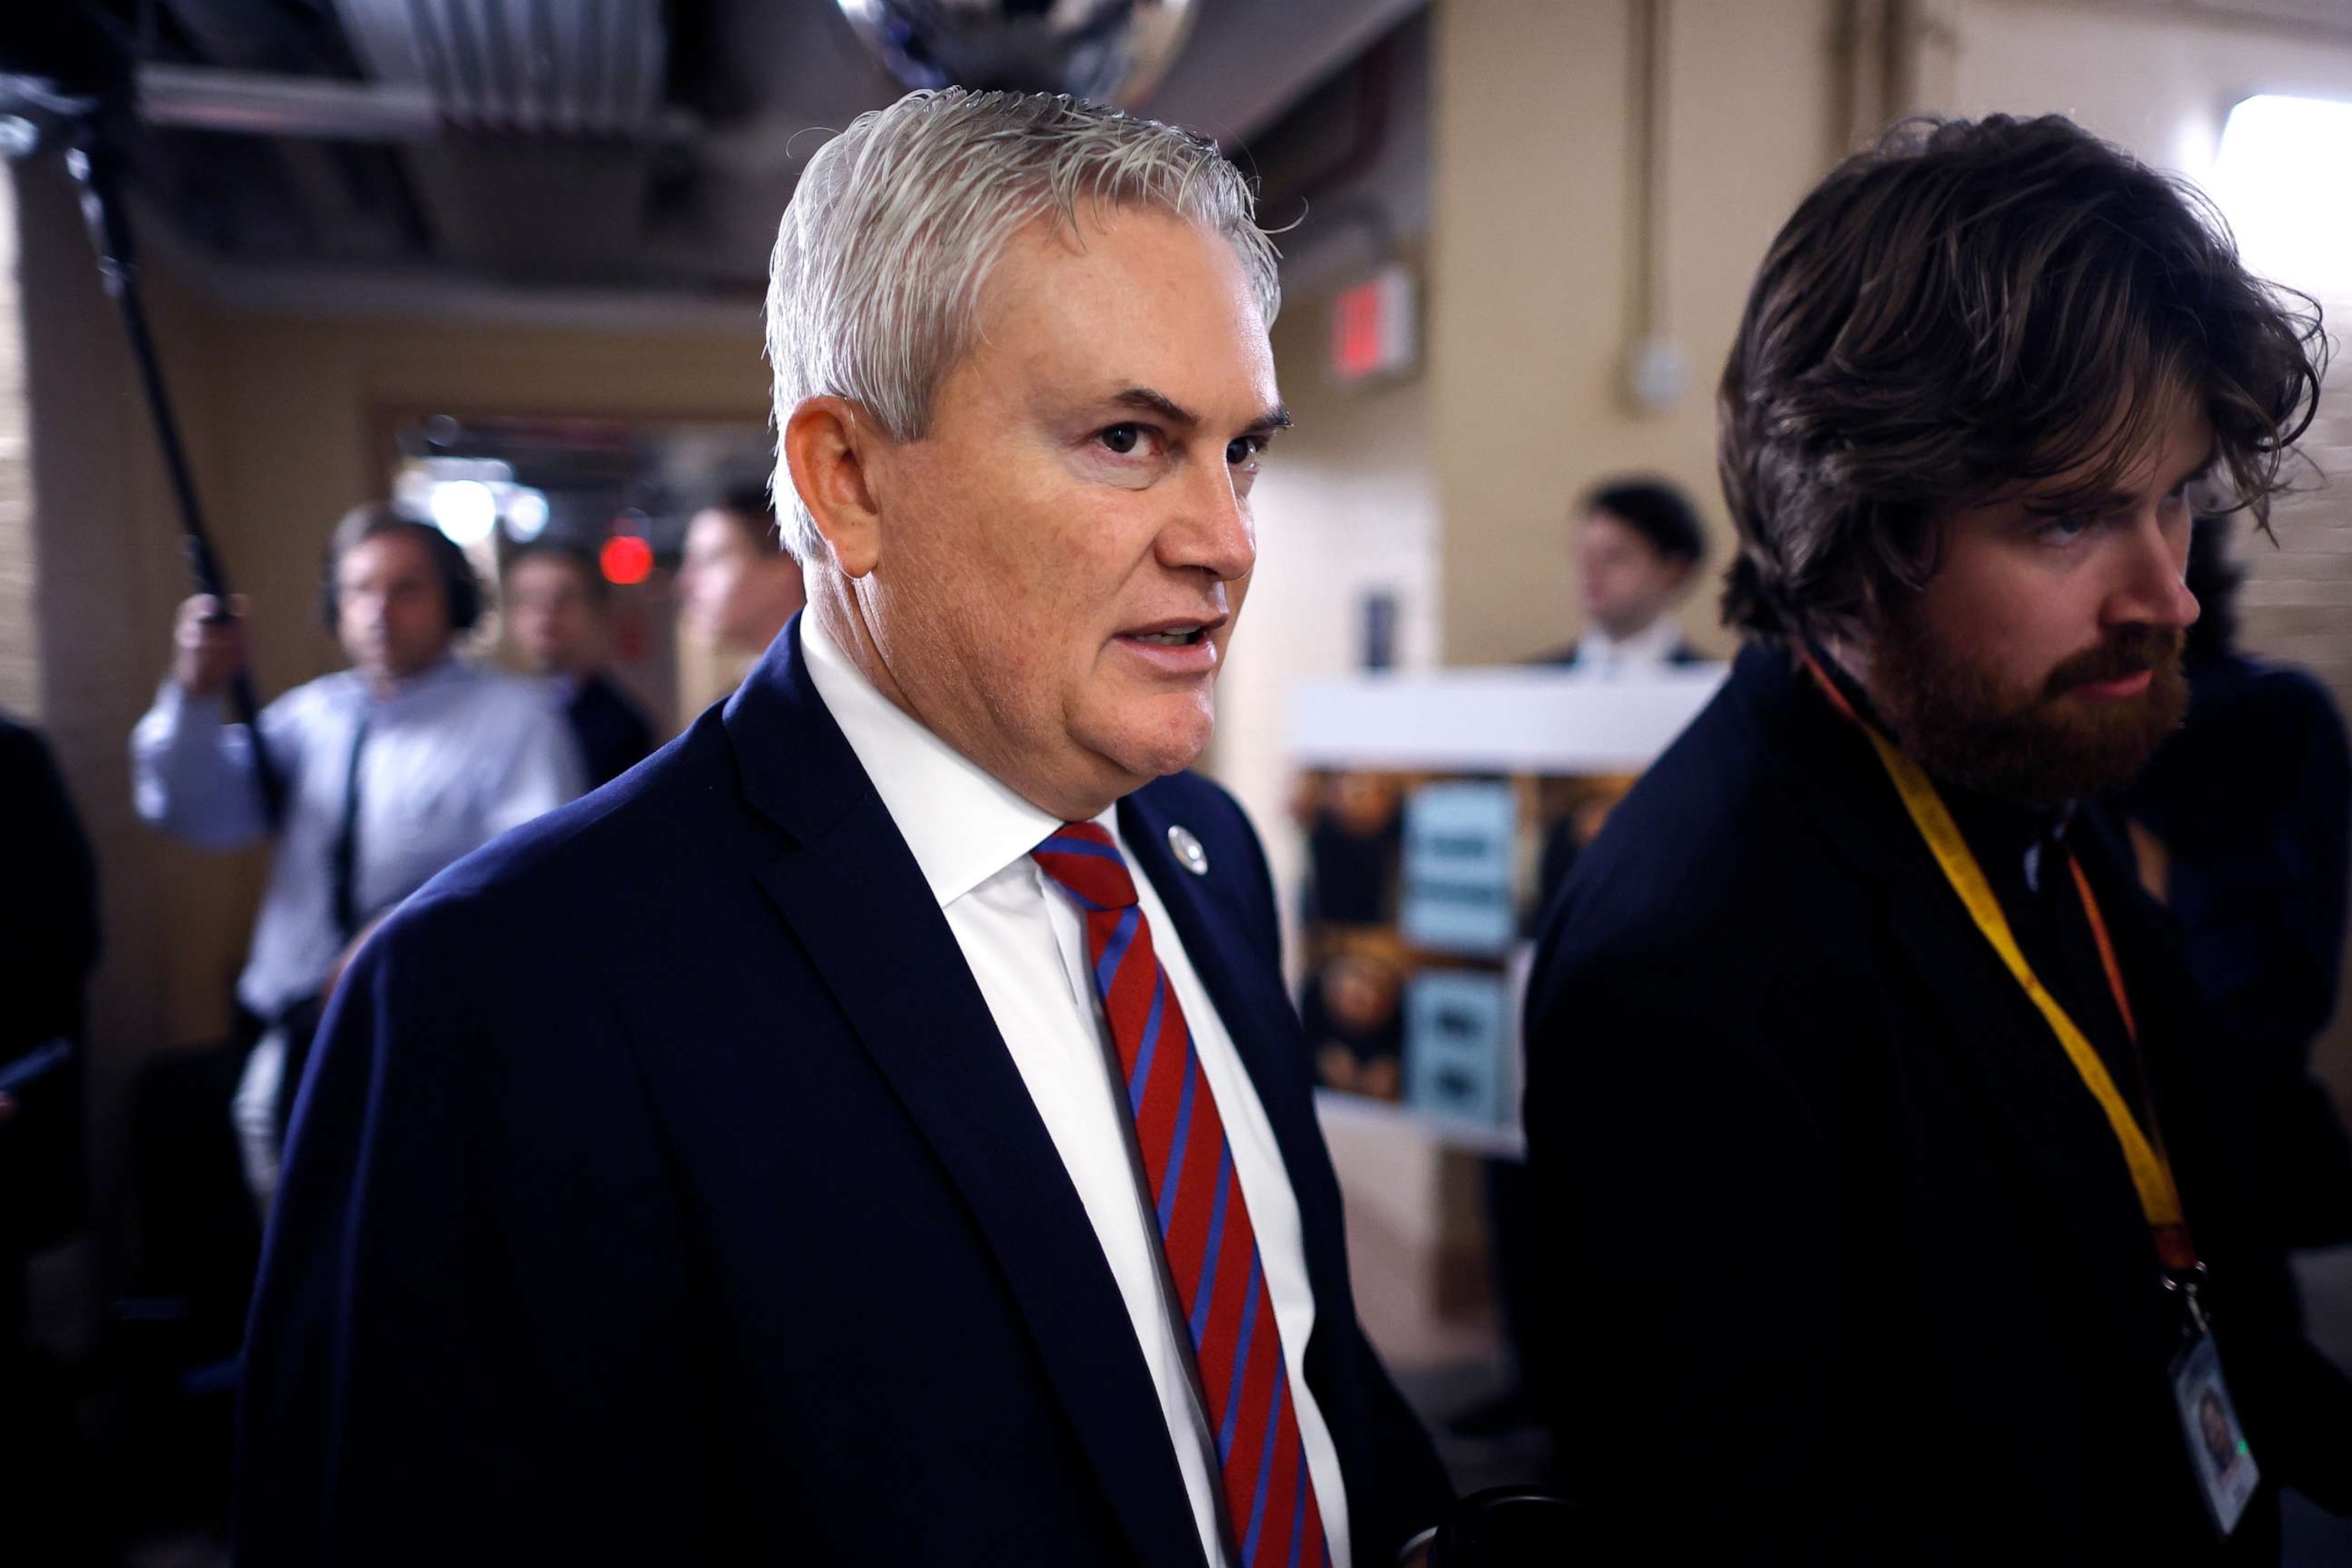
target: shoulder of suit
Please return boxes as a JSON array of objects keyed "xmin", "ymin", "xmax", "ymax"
[{"xmin": 1558, "ymin": 682, "xmax": 1815, "ymax": 936}]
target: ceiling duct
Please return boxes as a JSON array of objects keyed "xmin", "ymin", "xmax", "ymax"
[
  {"xmin": 332, "ymin": 0, "xmax": 669, "ymax": 137},
  {"xmin": 315, "ymin": 0, "xmax": 681, "ymax": 282}
]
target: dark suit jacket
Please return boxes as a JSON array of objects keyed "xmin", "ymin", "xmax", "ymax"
[
  {"xmin": 2125, "ymin": 652, "xmax": 2352, "ymax": 1246},
  {"xmin": 1524, "ymin": 643, "xmax": 2352, "ymax": 1564},
  {"xmin": 566, "ymin": 671, "xmax": 658, "ymax": 790},
  {"xmin": 0, "ymin": 716, "xmax": 99, "ymax": 1259},
  {"xmin": 237, "ymin": 619, "xmax": 1449, "ymax": 1567}
]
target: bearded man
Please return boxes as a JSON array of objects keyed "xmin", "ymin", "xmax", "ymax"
[{"xmin": 1522, "ymin": 115, "xmax": 2352, "ymax": 1563}]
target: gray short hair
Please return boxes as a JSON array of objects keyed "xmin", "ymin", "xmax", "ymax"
[{"xmin": 764, "ymin": 88, "xmax": 1282, "ymax": 560}]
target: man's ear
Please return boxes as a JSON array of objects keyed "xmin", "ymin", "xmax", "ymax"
[{"xmin": 783, "ymin": 395, "xmax": 886, "ymax": 578}]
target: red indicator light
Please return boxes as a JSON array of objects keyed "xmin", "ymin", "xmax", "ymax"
[
  {"xmin": 600, "ymin": 534, "xmax": 654, "ymax": 586},
  {"xmin": 1332, "ymin": 280, "xmax": 1383, "ymax": 378}
]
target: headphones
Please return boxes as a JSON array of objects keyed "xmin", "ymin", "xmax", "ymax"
[{"xmin": 319, "ymin": 508, "xmax": 484, "ymax": 635}]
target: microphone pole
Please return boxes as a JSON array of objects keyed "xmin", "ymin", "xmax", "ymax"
[{"xmin": 63, "ymin": 118, "xmax": 285, "ymax": 827}]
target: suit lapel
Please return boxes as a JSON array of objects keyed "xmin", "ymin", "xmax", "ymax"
[
  {"xmin": 728, "ymin": 622, "xmax": 1207, "ymax": 1568},
  {"xmin": 1744, "ymin": 649, "xmax": 2174, "ymax": 1361}
]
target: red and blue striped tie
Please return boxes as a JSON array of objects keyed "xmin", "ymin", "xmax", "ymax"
[{"xmin": 1032, "ymin": 822, "xmax": 1331, "ymax": 1568}]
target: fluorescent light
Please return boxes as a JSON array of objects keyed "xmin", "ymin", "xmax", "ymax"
[
  {"xmin": 429, "ymin": 479, "xmax": 499, "ymax": 547},
  {"xmin": 504, "ymin": 487, "xmax": 550, "ymax": 541},
  {"xmin": 2210, "ymin": 94, "xmax": 2352, "ymax": 296}
]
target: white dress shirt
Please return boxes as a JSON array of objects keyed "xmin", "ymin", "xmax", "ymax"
[
  {"xmin": 800, "ymin": 616, "xmax": 1352, "ymax": 1568},
  {"xmin": 132, "ymin": 657, "xmax": 585, "ymax": 1019},
  {"xmin": 1567, "ymin": 615, "xmax": 1688, "ymax": 680}
]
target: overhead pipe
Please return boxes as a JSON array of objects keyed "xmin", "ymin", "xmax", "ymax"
[{"xmin": 132, "ymin": 62, "xmax": 697, "ymax": 143}]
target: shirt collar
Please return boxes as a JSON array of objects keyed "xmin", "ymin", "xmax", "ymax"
[
  {"xmin": 360, "ymin": 653, "xmax": 469, "ymax": 711},
  {"xmin": 1577, "ymin": 616, "xmax": 1683, "ymax": 669},
  {"xmin": 799, "ymin": 612, "xmax": 1071, "ymax": 908}
]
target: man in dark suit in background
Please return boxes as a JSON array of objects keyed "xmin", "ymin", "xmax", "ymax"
[
  {"xmin": 238, "ymin": 89, "xmax": 1449, "ymax": 1568},
  {"xmin": 2125, "ymin": 515, "xmax": 2352, "ymax": 1250},
  {"xmin": 1536, "ymin": 477, "xmax": 1708, "ymax": 674},
  {"xmin": 0, "ymin": 714, "xmax": 98, "ymax": 1334},
  {"xmin": 501, "ymin": 541, "xmax": 658, "ymax": 789},
  {"xmin": 1525, "ymin": 116, "xmax": 2350, "ymax": 1562},
  {"xmin": 0, "ymin": 713, "xmax": 100, "ymax": 1563}
]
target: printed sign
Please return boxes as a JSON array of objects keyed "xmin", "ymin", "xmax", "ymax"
[{"xmin": 1401, "ymin": 780, "xmax": 1518, "ymax": 956}]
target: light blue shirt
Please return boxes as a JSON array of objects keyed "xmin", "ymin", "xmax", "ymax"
[{"xmin": 132, "ymin": 658, "xmax": 584, "ymax": 1018}]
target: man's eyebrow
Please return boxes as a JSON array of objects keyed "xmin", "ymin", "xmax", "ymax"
[
  {"xmin": 1244, "ymin": 403, "xmax": 1295, "ymax": 438},
  {"xmin": 1109, "ymin": 387, "xmax": 1199, "ymax": 427},
  {"xmin": 1106, "ymin": 387, "xmax": 1293, "ymax": 438},
  {"xmin": 2024, "ymin": 442, "xmax": 2223, "ymax": 516}
]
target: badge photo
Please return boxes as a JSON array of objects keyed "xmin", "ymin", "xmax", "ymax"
[{"xmin": 2170, "ymin": 1332, "xmax": 2259, "ymax": 1537}]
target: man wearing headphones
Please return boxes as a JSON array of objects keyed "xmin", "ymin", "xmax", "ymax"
[{"xmin": 133, "ymin": 501, "xmax": 583, "ymax": 1206}]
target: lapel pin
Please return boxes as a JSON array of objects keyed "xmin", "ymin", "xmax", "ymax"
[{"xmin": 1168, "ymin": 825, "xmax": 1210, "ymax": 877}]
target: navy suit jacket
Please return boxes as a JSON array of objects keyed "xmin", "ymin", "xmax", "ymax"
[{"xmin": 236, "ymin": 619, "xmax": 1449, "ymax": 1567}]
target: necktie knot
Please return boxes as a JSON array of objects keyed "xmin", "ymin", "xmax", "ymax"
[{"xmin": 1031, "ymin": 820, "xmax": 1139, "ymax": 912}]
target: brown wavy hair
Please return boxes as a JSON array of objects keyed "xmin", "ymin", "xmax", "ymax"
[{"xmin": 1717, "ymin": 113, "xmax": 2326, "ymax": 642}]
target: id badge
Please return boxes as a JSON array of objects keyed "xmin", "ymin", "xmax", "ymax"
[{"xmin": 2170, "ymin": 1329, "xmax": 2259, "ymax": 1537}]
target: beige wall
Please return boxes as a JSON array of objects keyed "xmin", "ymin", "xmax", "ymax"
[
  {"xmin": 1941, "ymin": 0, "xmax": 2352, "ymax": 169},
  {"xmin": 1427, "ymin": 0, "xmax": 1847, "ymax": 667}
]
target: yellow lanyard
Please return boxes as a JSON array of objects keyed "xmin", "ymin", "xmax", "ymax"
[{"xmin": 1805, "ymin": 658, "xmax": 2197, "ymax": 1270}]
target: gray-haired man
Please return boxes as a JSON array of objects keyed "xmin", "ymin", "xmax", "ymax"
[{"xmin": 236, "ymin": 91, "xmax": 1451, "ymax": 1568}]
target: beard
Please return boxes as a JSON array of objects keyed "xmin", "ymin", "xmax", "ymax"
[{"xmin": 1868, "ymin": 609, "xmax": 2189, "ymax": 807}]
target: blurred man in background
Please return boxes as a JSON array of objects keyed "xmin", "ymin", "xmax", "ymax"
[
  {"xmin": 501, "ymin": 541, "xmax": 657, "ymax": 789},
  {"xmin": 675, "ymin": 485, "xmax": 806, "ymax": 658},
  {"xmin": 2126, "ymin": 514, "xmax": 2352, "ymax": 1250},
  {"xmin": 1538, "ymin": 476, "xmax": 1707, "ymax": 675},
  {"xmin": 132, "ymin": 501, "xmax": 583, "ymax": 1209},
  {"xmin": 1526, "ymin": 115, "xmax": 2351, "ymax": 1560},
  {"xmin": 1484, "ymin": 472, "xmax": 1713, "ymax": 1449}
]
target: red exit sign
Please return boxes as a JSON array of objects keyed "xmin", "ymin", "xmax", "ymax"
[{"xmin": 1329, "ymin": 264, "xmax": 1416, "ymax": 384}]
